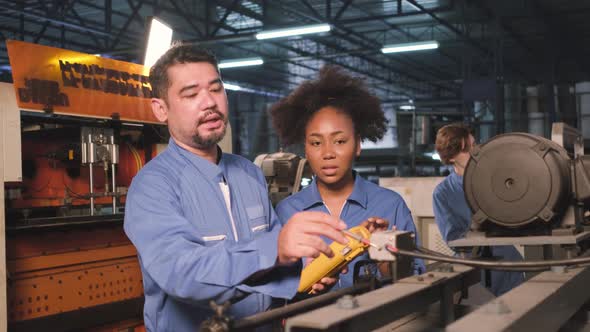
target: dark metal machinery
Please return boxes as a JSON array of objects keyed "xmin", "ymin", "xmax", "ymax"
[
  {"xmin": 463, "ymin": 123, "xmax": 590, "ymax": 237},
  {"xmin": 245, "ymin": 123, "xmax": 590, "ymax": 332}
]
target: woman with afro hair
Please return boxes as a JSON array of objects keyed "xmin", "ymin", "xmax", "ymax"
[{"xmin": 270, "ymin": 65, "xmax": 423, "ymax": 291}]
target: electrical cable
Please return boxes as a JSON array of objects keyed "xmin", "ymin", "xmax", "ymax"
[
  {"xmin": 414, "ymin": 246, "xmax": 530, "ymax": 271},
  {"xmin": 416, "ymin": 246, "xmax": 450, "ymax": 257},
  {"xmin": 414, "ymin": 246, "xmax": 547, "ymax": 272},
  {"xmin": 386, "ymin": 245, "xmax": 590, "ymax": 272},
  {"xmin": 61, "ymin": 173, "xmax": 87, "ymax": 199}
]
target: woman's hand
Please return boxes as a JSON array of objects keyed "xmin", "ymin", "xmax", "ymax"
[
  {"xmin": 360, "ymin": 217, "xmax": 390, "ymax": 233},
  {"xmin": 306, "ymin": 257, "xmax": 348, "ymax": 294}
]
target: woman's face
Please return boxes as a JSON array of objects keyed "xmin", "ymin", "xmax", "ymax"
[{"xmin": 304, "ymin": 106, "xmax": 360, "ymax": 187}]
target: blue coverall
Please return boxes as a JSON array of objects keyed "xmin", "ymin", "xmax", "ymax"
[
  {"xmin": 276, "ymin": 172, "xmax": 424, "ymax": 290},
  {"xmin": 124, "ymin": 139, "xmax": 299, "ymax": 331}
]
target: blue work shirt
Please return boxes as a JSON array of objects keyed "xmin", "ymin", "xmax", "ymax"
[
  {"xmin": 124, "ymin": 139, "xmax": 299, "ymax": 332},
  {"xmin": 432, "ymin": 170, "xmax": 524, "ymax": 296},
  {"xmin": 276, "ymin": 173, "xmax": 424, "ymax": 290}
]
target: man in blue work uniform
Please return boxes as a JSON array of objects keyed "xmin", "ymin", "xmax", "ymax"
[
  {"xmin": 124, "ymin": 44, "xmax": 349, "ymax": 331},
  {"xmin": 433, "ymin": 123, "xmax": 524, "ymax": 296}
]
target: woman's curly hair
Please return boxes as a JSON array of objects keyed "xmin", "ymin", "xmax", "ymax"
[{"xmin": 270, "ymin": 65, "xmax": 388, "ymax": 146}]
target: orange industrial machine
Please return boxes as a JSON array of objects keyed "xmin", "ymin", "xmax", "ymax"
[{"xmin": 2, "ymin": 40, "xmax": 171, "ymax": 331}]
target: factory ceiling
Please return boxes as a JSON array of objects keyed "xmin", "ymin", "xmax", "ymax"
[{"xmin": 1, "ymin": 0, "xmax": 590, "ymax": 103}]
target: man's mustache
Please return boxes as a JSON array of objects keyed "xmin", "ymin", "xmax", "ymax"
[{"xmin": 198, "ymin": 109, "xmax": 226, "ymax": 125}]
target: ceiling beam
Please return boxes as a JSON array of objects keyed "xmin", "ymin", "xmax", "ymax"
[
  {"xmin": 405, "ymin": 0, "xmax": 527, "ymax": 80},
  {"xmin": 0, "ymin": 4, "xmax": 112, "ymax": 37},
  {"xmin": 109, "ymin": 0, "xmax": 144, "ymax": 50}
]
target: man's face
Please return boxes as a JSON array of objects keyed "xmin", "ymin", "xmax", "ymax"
[
  {"xmin": 151, "ymin": 62, "xmax": 229, "ymax": 150},
  {"xmin": 304, "ymin": 106, "xmax": 360, "ymax": 186}
]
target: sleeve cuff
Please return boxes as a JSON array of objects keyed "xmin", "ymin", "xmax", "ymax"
[
  {"xmin": 237, "ymin": 264, "xmax": 301, "ymax": 299},
  {"xmin": 235, "ymin": 228, "xmax": 301, "ymax": 299}
]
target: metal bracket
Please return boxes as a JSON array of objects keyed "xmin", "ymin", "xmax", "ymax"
[
  {"xmin": 398, "ymin": 272, "xmax": 447, "ymax": 286},
  {"xmin": 470, "ymin": 146, "xmax": 482, "ymax": 162},
  {"xmin": 538, "ymin": 207, "xmax": 555, "ymax": 223}
]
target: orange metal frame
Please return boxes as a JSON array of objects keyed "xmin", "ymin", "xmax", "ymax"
[{"xmin": 7, "ymin": 226, "xmax": 143, "ymax": 323}]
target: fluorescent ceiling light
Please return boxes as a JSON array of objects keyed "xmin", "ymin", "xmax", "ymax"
[
  {"xmin": 144, "ymin": 17, "xmax": 173, "ymax": 68},
  {"xmin": 381, "ymin": 40, "xmax": 439, "ymax": 54},
  {"xmin": 399, "ymin": 105, "xmax": 415, "ymax": 110},
  {"xmin": 219, "ymin": 57, "xmax": 264, "ymax": 69},
  {"xmin": 255, "ymin": 24, "xmax": 331, "ymax": 40},
  {"xmin": 223, "ymin": 82, "xmax": 242, "ymax": 91}
]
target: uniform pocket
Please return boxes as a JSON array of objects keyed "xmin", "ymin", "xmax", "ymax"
[
  {"xmin": 200, "ymin": 231, "xmax": 228, "ymax": 246},
  {"xmin": 202, "ymin": 234, "xmax": 227, "ymax": 242},
  {"xmin": 246, "ymin": 205, "xmax": 268, "ymax": 233}
]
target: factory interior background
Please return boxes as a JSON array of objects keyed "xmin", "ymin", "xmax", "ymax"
[{"xmin": 2, "ymin": 1, "xmax": 590, "ymax": 331}]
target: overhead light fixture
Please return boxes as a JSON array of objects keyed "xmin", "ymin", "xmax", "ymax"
[
  {"xmin": 431, "ymin": 152, "xmax": 441, "ymax": 161},
  {"xmin": 255, "ymin": 23, "xmax": 331, "ymax": 40},
  {"xmin": 223, "ymin": 82, "xmax": 242, "ymax": 91},
  {"xmin": 399, "ymin": 105, "xmax": 416, "ymax": 110},
  {"xmin": 219, "ymin": 57, "xmax": 264, "ymax": 69},
  {"xmin": 381, "ymin": 40, "xmax": 439, "ymax": 54},
  {"xmin": 144, "ymin": 17, "xmax": 173, "ymax": 68}
]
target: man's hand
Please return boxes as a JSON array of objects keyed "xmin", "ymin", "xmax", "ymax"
[
  {"xmin": 277, "ymin": 211, "xmax": 348, "ymax": 265},
  {"xmin": 360, "ymin": 217, "xmax": 390, "ymax": 233}
]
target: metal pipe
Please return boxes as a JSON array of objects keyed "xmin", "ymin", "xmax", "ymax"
[
  {"xmin": 393, "ymin": 248, "xmax": 590, "ymax": 270},
  {"xmin": 88, "ymin": 133, "xmax": 95, "ymax": 216},
  {"xmin": 232, "ymin": 282, "xmax": 373, "ymax": 331},
  {"xmin": 89, "ymin": 161, "xmax": 94, "ymax": 216},
  {"xmin": 81, "ymin": 142, "xmax": 87, "ymax": 164},
  {"xmin": 110, "ymin": 136, "xmax": 118, "ymax": 214},
  {"xmin": 111, "ymin": 164, "xmax": 116, "ymax": 214},
  {"xmin": 104, "ymin": 163, "xmax": 109, "ymax": 192}
]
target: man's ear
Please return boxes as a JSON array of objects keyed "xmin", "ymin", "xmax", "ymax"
[
  {"xmin": 151, "ymin": 98, "xmax": 169, "ymax": 123},
  {"xmin": 460, "ymin": 137, "xmax": 467, "ymax": 151}
]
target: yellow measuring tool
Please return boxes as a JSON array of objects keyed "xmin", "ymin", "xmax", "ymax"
[{"xmin": 298, "ymin": 226, "xmax": 372, "ymax": 293}]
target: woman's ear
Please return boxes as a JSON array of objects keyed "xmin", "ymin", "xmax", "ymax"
[{"xmin": 355, "ymin": 135, "xmax": 361, "ymax": 157}]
